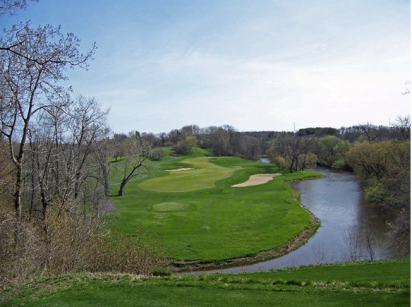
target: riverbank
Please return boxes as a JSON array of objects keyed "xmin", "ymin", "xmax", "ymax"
[{"xmin": 207, "ymin": 168, "xmax": 396, "ymax": 274}]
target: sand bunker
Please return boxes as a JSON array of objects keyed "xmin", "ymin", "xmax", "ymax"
[
  {"xmin": 166, "ymin": 168, "xmax": 194, "ymax": 172},
  {"xmin": 232, "ymin": 173, "xmax": 281, "ymax": 187}
]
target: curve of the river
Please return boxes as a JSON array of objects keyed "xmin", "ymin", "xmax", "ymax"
[{"xmin": 184, "ymin": 168, "xmax": 392, "ymax": 274}]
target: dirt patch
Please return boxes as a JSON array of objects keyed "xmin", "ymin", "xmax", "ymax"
[
  {"xmin": 166, "ymin": 168, "xmax": 194, "ymax": 172},
  {"xmin": 231, "ymin": 173, "xmax": 281, "ymax": 187}
]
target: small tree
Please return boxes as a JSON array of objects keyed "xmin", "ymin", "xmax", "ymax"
[
  {"xmin": 342, "ymin": 226, "xmax": 362, "ymax": 261},
  {"xmin": 174, "ymin": 135, "xmax": 197, "ymax": 154},
  {"xmin": 118, "ymin": 137, "xmax": 152, "ymax": 196}
]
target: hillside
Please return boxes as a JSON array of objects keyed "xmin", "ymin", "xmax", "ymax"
[{"xmin": 2, "ymin": 258, "xmax": 409, "ymax": 306}]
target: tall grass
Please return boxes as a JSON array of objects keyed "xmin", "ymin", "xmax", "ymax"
[{"xmin": 0, "ymin": 206, "xmax": 168, "ymax": 288}]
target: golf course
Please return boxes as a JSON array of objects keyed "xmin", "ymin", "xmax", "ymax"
[{"xmin": 109, "ymin": 147, "xmax": 322, "ymax": 269}]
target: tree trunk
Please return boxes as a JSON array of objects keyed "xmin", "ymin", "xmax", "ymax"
[
  {"xmin": 118, "ymin": 180, "xmax": 126, "ymax": 196},
  {"xmin": 14, "ymin": 166, "xmax": 22, "ymax": 220},
  {"xmin": 104, "ymin": 179, "xmax": 111, "ymax": 197},
  {"xmin": 101, "ymin": 162, "xmax": 111, "ymax": 197}
]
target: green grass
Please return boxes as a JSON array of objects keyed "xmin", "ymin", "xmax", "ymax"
[
  {"xmin": 139, "ymin": 157, "xmax": 242, "ymax": 192},
  {"xmin": 108, "ymin": 148, "xmax": 322, "ymax": 263},
  {"xmin": 3, "ymin": 258, "xmax": 409, "ymax": 306}
]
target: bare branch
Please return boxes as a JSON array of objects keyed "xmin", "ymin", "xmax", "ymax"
[{"xmin": 0, "ymin": 0, "xmax": 38, "ymax": 17}]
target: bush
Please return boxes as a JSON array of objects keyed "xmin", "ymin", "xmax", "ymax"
[
  {"xmin": 0, "ymin": 206, "xmax": 168, "ymax": 288},
  {"xmin": 151, "ymin": 148, "xmax": 167, "ymax": 161},
  {"xmin": 364, "ymin": 182, "xmax": 387, "ymax": 205},
  {"xmin": 272, "ymin": 155, "xmax": 287, "ymax": 169},
  {"xmin": 174, "ymin": 136, "xmax": 198, "ymax": 154},
  {"xmin": 331, "ymin": 158, "xmax": 347, "ymax": 169},
  {"xmin": 151, "ymin": 267, "xmax": 173, "ymax": 276}
]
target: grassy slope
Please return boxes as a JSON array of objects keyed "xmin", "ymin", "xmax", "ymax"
[
  {"xmin": 3, "ymin": 258, "xmax": 409, "ymax": 306},
  {"xmin": 108, "ymin": 148, "xmax": 322, "ymax": 262}
]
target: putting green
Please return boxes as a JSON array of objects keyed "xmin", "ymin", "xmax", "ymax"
[
  {"xmin": 153, "ymin": 202, "xmax": 188, "ymax": 212},
  {"xmin": 139, "ymin": 157, "xmax": 242, "ymax": 192}
]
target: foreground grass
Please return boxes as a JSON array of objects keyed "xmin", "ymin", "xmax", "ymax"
[
  {"xmin": 2, "ymin": 258, "xmax": 409, "ymax": 306},
  {"xmin": 109, "ymin": 148, "xmax": 322, "ymax": 264}
]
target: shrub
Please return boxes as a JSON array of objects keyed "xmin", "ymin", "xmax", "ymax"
[
  {"xmin": 151, "ymin": 148, "xmax": 167, "ymax": 160},
  {"xmin": 0, "ymin": 206, "xmax": 168, "ymax": 288},
  {"xmin": 272, "ymin": 155, "xmax": 287, "ymax": 169},
  {"xmin": 151, "ymin": 267, "xmax": 173, "ymax": 277}
]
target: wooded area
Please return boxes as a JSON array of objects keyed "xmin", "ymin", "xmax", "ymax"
[{"xmin": 0, "ymin": 1, "xmax": 166, "ymax": 287}]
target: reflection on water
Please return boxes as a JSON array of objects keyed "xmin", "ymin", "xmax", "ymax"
[{"xmin": 185, "ymin": 168, "xmax": 393, "ymax": 274}]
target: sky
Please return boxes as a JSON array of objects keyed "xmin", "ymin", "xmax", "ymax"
[{"xmin": 0, "ymin": 0, "xmax": 410, "ymax": 134}]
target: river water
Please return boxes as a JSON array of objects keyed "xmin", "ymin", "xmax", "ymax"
[{"xmin": 185, "ymin": 167, "xmax": 393, "ymax": 274}]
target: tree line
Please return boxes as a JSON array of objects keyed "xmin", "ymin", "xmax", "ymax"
[{"xmin": 112, "ymin": 124, "xmax": 264, "ymax": 161}]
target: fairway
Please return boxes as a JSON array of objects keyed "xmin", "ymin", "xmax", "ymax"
[
  {"xmin": 110, "ymin": 150, "xmax": 322, "ymax": 265},
  {"xmin": 153, "ymin": 202, "xmax": 188, "ymax": 211},
  {"xmin": 140, "ymin": 157, "xmax": 242, "ymax": 192}
]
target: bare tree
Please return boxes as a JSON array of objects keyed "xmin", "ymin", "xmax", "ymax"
[
  {"xmin": 342, "ymin": 221, "xmax": 378, "ymax": 261},
  {"xmin": 0, "ymin": 22, "xmax": 96, "ymax": 219},
  {"xmin": 311, "ymin": 243, "xmax": 328, "ymax": 264},
  {"xmin": 67, "ymin": 96, "xmax": 109, "ymax": 201},
  {"xmin": 24, "ymin": 95, "xmax": 110, "ymax": 218},
  {"xmin": 111, "ymin": 133, "xmax": 127, "ymax": 161},
  {"xmin": 118, "ymin": 136, "xmax": 152, "ymax": 196},
  {"xmin": 94, "ymin": 134, "xmax": 112, "ymax": 197},
  {"xmin": 394, "ymin": 115, "xmax": 410, "ymax": 141},
  {"xmin": 342, "ymin": 226, "xmax": 362, "ymax": 261},
  {"xmin": 361, "ymin": 220, "xmax": 377, "ymax": 261},
  {"xmin": 0, "ymin": 137, "xmax": 14, "ymax": 210}
]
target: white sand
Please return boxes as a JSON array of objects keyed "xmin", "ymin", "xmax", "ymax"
[
  {"xmin": 166, "ymin": 168, "xmax": 194, "ymax": 172},
  {"xmin": 232, "ymin": 173, "xmax": 281, "ymax": 187}
]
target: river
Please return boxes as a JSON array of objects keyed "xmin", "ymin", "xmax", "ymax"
[{"xmin": 184, "ymin": 167, "xmax": 393, "ymax": 274}]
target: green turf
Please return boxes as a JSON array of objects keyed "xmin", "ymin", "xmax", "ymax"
[
  {"xmin": 152, "ymin": 202, "xmax": 188, "ymax": 211},
  {"xmin": 240, "ymin": 257, "xmax": 411, "ymax": 284},
  {"xmin": 139, "ymin": 157, "xmax": 242, "ymax": 192},
  {"xmin": 3, "ymin": 258, "xmax": 409, "ymax": 306},
  {"xmin": 109, "ymin": 148, "xmax": 322, "ymax": 262}
]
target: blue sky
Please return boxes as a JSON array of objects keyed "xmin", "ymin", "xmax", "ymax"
[{"xmin": 1, "ymin": 0, "xmax": 410, "ymax": 134}]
